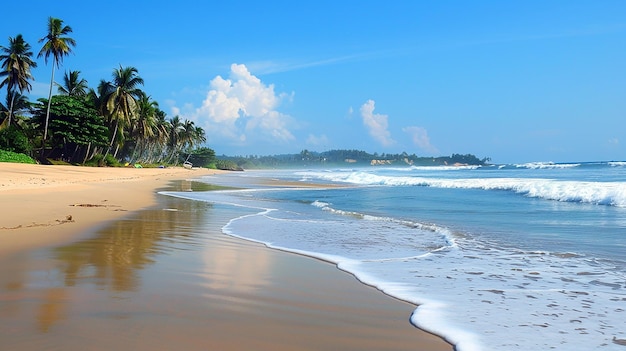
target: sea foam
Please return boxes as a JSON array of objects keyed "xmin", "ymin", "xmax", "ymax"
[{"xmin": 298, "ymin": 171, "xmax": 626, "ymax": 207}]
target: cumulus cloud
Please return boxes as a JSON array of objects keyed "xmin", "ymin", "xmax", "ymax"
[
  {"xmin": 403, "ymin": 126, "xmax": 439, "ymax": 155},
  {"xmin": 179, "ymin": 63, "xmax": 294, "ymax": 145},
  {"xmin": 360, "ymin": 100, "xmax": 395, "ymax": 147}
]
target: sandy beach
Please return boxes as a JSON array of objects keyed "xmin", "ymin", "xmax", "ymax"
[
  {"xmin": 0, "ymin": 163, "xmax": 216, "ymax": 255},
  {"xmin": 0, "ymin": 163, "xmax": 452, "ymax": 350}
]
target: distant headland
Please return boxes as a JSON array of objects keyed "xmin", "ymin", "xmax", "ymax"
[{"xmin": 213, "ymin": 149, "xmax": 491, "ymax": 170}]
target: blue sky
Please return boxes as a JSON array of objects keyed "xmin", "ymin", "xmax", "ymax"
[{"xmin": 2, "ymin": 0, "xmax": 625, "ymax": 163}]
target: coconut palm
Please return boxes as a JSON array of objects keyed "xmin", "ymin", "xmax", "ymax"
[
  {"xmin": 57, "ymin": 70, "xmax": 88, "ymax": 97},
  {"xmin": 0, "ymin": 34, "xmax": 37, "ymax": 128},
  {"xmin": 0, "ymin": 91, "xmax": 30, "ymax": 129},
  {"xmin": 181, "ymin": 120, "xmax": 206, "ymax": 150},
  {"xmin": 180, "ymin": 120, "xmax": 195, "ymax": 147},
  {"xmin": 38, "ymin": 17, "xmax": 76, "ymax": 145},
  {"xmin": 166, "ymin": 115, "xmax": 183, "ymax": 163},
  {"xmin": 134, "ymin": 93, "xmax": 158, "ymax": 139},
  {"xmin": 103, "ymin": 65, "xmax": 144, "ymax": 156},
  {"xmin": 164, "ymin": 118, "xmax": 206, "ymax": 164},
  {"xmin": 81, "ymin": 83, "xmax": 111, "ymax": 162},
  {"xmin": 194, "ymin": 125, "xmax": 207, "ymax": 145},
  {"xmin": 150, "ymin": 109, "xmax": 171, "ymax": 163},
  {"xmin": 89, "ymin": 80, "xmax": 110, "ymax": 117},
  {"xmin": 130, "ymin": 93, "xmax": 158, "ymax": 162}
]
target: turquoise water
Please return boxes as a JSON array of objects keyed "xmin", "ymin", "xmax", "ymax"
[{"xmin": 162, "ymin": 161, "xmax": 626, "ymax": 351}]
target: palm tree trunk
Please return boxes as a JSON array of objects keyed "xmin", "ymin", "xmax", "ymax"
[
  {"xmin": 43, "ymin": 66, "xmax": 56, "ymax": 143},
  {"xmin": 82, "ymin": 142, "xmax": 91, "ymax": 165},
  {"xmin": 105, "ymin": 120, "xmax": 118, "ymax": 157},
  {"xmin": 7, "ymin": 92, "xmax": 15, "ymax": 128}
]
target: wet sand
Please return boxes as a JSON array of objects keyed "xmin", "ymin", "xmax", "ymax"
[
  {"xmin": 0, "ymin": 163, "xmax": 215, "ymax": 255},
  {"xmin": 0, "ymin": 164, "xmax": 452, "ymax": 350}
]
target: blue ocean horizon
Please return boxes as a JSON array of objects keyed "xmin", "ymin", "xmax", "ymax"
[{"xmin": 162, "ymin": 161, "xmax": 626, "ymax": 351}]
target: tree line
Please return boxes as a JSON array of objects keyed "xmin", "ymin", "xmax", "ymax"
[
  {"xmin": 219, "ymin": 149, "xmax": 491, "ymax": 169},
  {"xmin": 0, "ymin": 17, "xmax": 208, "ymax": 166}
]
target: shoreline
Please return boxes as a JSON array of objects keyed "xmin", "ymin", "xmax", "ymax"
[
  {"xmin": 0, "ymin": 163, "xmax": 217, "ymax": 255},
  {"xmin": 0, "ymin": 163, "xmax": 453, "ymax": 350}
]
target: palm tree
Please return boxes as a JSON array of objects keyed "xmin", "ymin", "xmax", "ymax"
[
  {"xmin": 57, "ymin": 70, "xmax": 88, "ymax": 97},
  {"xmin": 0, "ymin": 91, "xmax": 30, "ymax": 129},
  {"xmin": 0, "ymin": 34, "xmax": 37, "ymax": 128},
  {"xmin": 81, "ymin": 83, "xmax": 111, "ymax": 162},
  {"xmin": 166, "ymin": 115, "xmax": 183, "ymax": 163},
  {"xmin": 194, "ymin": 125, "xmax": 206, "ymax": 145},
  {"xmin": 150, "ymin": 109, "xmax": 171, "ymax": 163},
  {"xmin": 130, "ymin": 93, "xmax": 158, "ymax": 162},
  {"xmin": 103, "ymin": 65, "xmax": 144, "ymax": 156},
  {"xmin": 165, "ymin": 118, "xmax": 206, "ymax": 164},
  {"xmin": 38, "ymin": 17, "xmax": 76, "ymax": 146},
  {"xmin": 180, "ymin": 120, "xmax": 195, "ymax": 147},
  {"xmin": 89, "ymin": 80, "xmax": 110, "ymax": 116},
  {"xmin": 180, "ymin": 120, "xmax": 206, "ymax": 150}
]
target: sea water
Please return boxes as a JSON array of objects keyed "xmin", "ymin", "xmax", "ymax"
[{"xmin": 161, "ymin": 161, "xmax": 626, "ymax": 351}]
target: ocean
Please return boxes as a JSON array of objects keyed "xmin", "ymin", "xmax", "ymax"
[{"xmin": 161, "ymin": 161, "xmax": 626, "ymax": 351}]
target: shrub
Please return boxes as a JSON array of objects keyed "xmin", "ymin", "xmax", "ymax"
[
  {"xmin": 0, "ymin": 149, "xmax": 36, "ymax": 164},
  {"xmin": 0, "ymin": 126, "xmax": 31, "ymax": 154},
  {"xmin": 104, "ymin": 154, "xmax": 120, "ymax": 167},
  {"xmin": 83, "ymin": 154, "xmax": 102, "ymax": 167},
  {"xmin": 84, "ymin": 154, "xmax": 121, "ymax": 167}
]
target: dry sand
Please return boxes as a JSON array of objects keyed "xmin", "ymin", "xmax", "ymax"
[
  {"xmin": 0, "ymin": 163, "xmax": 452, "ymax": 350},
  {"xmin": 0, "ymin": 162, "xmax": 216, "ymax": 255}
]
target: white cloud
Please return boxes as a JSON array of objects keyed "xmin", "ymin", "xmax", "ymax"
[
  {"xmin": 608, "ymin": 137, "xmax": 619, "ymax": 146},
  {"xmin": 306, "ymin": 134, "xmax": 329, "ymax": 147},
  {"xmin": 179, "ymin": 63, "xmax": 294, "ymax": 145},
  {"xmin": 360, "ymin": 99, "xmax": 395, "ymax": 147},
  {"xmin": 403, "ymin": 126, "xmax": 439, "ymax": 155}
]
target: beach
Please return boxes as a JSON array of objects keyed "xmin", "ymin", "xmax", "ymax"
[
  {"xmin": 0, "ymin": 163, "xmax": 216, "ymax": 255},
  {"xmin": 0, "ymin": 163, "xmax": 452, "ymax": 350}
]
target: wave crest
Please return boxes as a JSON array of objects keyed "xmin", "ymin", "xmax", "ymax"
[{"xmin": 302, "ymin": 171, "xmax": 626, "ymax": 207}]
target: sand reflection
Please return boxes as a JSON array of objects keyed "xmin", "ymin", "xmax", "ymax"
[
  {"xmin": 0, "ymin": 183, "xmax": 215, "ymax": 343},
  {"xmin": 200, "ymin": 225, "xmax": 272, "ymax": 293},
  {"xmin": 36, "ymin": 288, "xmax": 67, "ymax": 332},
  {"xmin": 54, "ymin": 199, "xmax": 210, "ymax": 292}
]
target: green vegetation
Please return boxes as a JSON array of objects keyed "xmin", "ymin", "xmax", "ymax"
[
  {"xmin": 186, "ymin": 147, "xmax": 216, "ymax": 168},
  {"xmin": 0, "ymin": 149, "xmax": 36, "ymax": 164},
  {"xmin": 30, "ymin": 95, "xmax": 108, "ymax": 163},
  {"xmin": 218, "ymin": 150, "xmax": 490, "ymax": 169},
  {"xmin": 83, "ymin": 154, "xmax": 121, "ymax": 167},
  {"xmin": 38, "ymin": 17, "xmax": 76, "ymax": 148},
  {"xmin": 0, "ymin": 34, "xmax": 37, "ymax": 129},
  {"xmin": 213, "ymin": 159, "xmax": 244, "ymax": 171},
  {"xmin": 0, "ymin": 125, "xmax": 31, "ymax": 153},
  {"xmin": 0, "ymin": 17, "xmax": 212, "ymax": 167}
]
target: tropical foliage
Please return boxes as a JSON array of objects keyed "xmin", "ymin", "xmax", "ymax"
[
  {"xmin": 57, "ymin": 70, "xmax": 88, "ymax": 97},
  {"xmin": 0, "ymin": 125, "xmax": 31, "ymax": 154},
  {"xmin": 219, "ymin": 150, "xmax": 490, "ymax": 169},
  {"xmin": 31, "ymin": 95, "xmax": 108, "ymax": 163},
  {"xmin": 0, "ymin": 34, "xmax": 37, "ymax": 128},
  {"xmin": 0, "ymin": 149, "xmax": 36, "ymax": 164},
  {"xmin": 0, "ymin": 17, "xmax": 211, "ymax": 167},
  {"xmin": 38, "ymin": 17, "xmax": 76, "ymax": 145}
]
